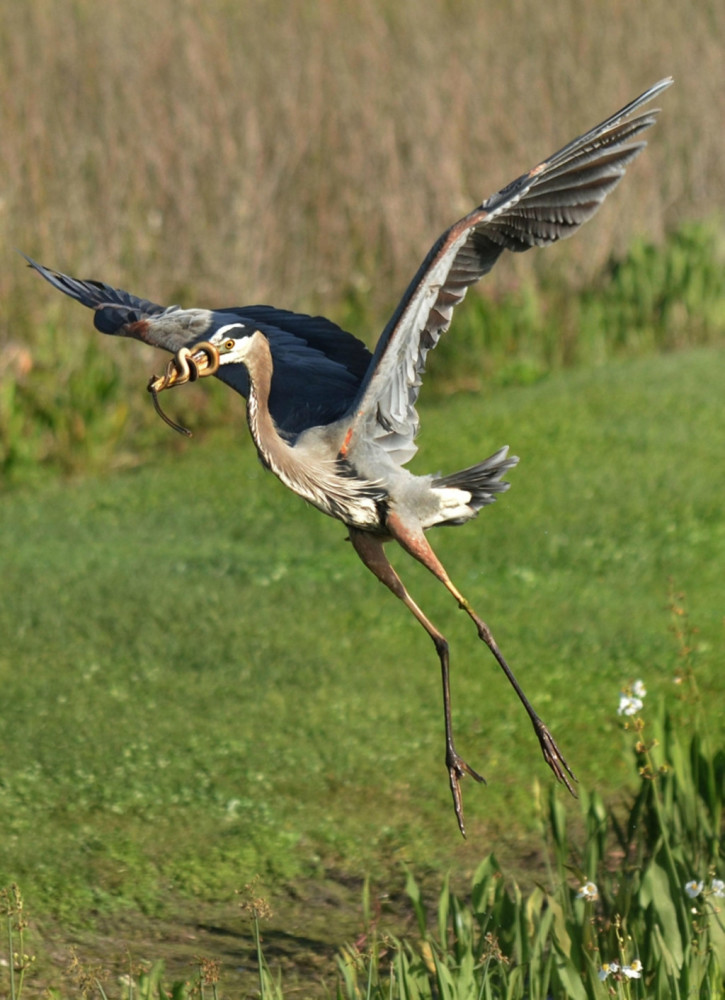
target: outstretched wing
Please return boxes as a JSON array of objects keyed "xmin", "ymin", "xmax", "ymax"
[
  {"xmin": 20, "ymin": 250, "xmax": 184, "ymax": 351},
  {"xmin": 24, "ymin": 255, "xmax": 372, "ymax": 433},
  {"xmin": 344, "ymin": 78, "xmax": 672, "ymax": 467}
]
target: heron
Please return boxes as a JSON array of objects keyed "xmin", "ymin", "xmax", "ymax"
[{"xmin": 25, "ymin": 78, "xmax": 670, "ymax": 836}]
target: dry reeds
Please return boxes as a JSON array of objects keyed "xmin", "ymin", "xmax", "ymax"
[{"xmin": 2, "ymin": 0, "xmax": 723, "ymax": 334}]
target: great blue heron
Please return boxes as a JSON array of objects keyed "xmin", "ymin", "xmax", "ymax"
[{"xmin": 25, "ymin": 78, "xmax": 670, "ymax": 835}]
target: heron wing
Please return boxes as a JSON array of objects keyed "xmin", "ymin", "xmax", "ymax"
[
  {"xmin": 343, "ymin": 78, "xmax": 672, "ymax": 466},
  {"xmin": 20, "ymin": 255, "xmax": 205, "ymax": 349},
  {"xmin": 24, "ymin": 256, "xmax": 372, "ymax": 433}
]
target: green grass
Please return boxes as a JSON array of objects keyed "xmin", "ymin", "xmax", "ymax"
[
  {"xmin": 4, "ymin": 664, "xmax": 723, "ymax": 999},
  {"xmin": 332, "ymin": 694, "xmax": 725, "ymax": 998},
  {"xmin": 1, "ymin": 345, "xmax": 723, "ymax": 938}
]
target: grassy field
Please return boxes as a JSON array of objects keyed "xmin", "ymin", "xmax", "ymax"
[{"xmin": 1, "ymin": 344, "xmax": 724, "ymax": 991}]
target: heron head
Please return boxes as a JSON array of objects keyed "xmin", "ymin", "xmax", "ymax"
[
  {"xmin": 148, "ymin": 323, "xmax": 263, "ymax": 391},
  {"xmin": 208, "ymin": 323, "xmax": 263, "ymax": 367},
  {"xmin": 147, "ymin": 323, "xmax": 266, "ymax": 435}
]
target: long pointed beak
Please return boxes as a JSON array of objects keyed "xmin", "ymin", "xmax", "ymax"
[{"xmin": 147, "ymin": 341, "xmax": 220, "ymax": 436}]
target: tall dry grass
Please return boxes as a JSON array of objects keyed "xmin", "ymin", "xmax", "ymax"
[{"xmin": 1, "ymin": 0, "xmax": 723, "ymax": 336}]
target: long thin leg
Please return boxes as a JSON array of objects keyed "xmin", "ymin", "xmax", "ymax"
[
  {"xmin": 349, "ymin": 529, "xmax": 484, "ymax": 837},
  {"xmin": 385, "ymin": 512, "xmax": 577, "ymax": 795}
]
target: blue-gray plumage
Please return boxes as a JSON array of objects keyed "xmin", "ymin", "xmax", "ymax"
[{"xmin": 24, "ymin": 78, "xmax": 671, "ymax": 835}]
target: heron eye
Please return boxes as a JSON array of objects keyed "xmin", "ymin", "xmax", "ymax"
[{"xmin": 223, "ymin": 338, "xmax": 235, "ymax": 351}]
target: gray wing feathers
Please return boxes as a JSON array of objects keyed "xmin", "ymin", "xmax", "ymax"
[
  {"xmin": 20, "ymin": 255, "xmax": 214, "ymax": 353},
  {"xmin": 349, "ymin": 78, "xmax": 671, "ymax": 467},
  {"xmin": 365, "ymin": 234, "xmax": 471, "ymax": 464},
  {"xmin": 21, "ymin": 254, "xmax": 171, "ymax": 330}
]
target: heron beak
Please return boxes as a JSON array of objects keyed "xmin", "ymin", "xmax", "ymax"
[{"xmin": 147, "ymin": 341, "xmax": 220, "ymax": 436}]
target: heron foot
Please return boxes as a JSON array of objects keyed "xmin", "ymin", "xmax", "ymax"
[
  {"xmin": 446, "ymin": 747, "xmax": 486, "ymax": 838},
  {"xmin": 533, "ymin": 718, "xmax": 578, "ymax": 796}
]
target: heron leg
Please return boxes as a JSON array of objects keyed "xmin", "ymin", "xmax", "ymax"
[
  {"xmin": 349, "ymin": 528, "xmax": 484, "ymax": 838},
  {"xmin": 385, "ymin": 512, "xmax": 577, "ymax": 796}
]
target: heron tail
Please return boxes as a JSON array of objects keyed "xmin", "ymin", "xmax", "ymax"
[{"xmin": 433, "ymin": 445, "xmax": 519, "ymax": 514}]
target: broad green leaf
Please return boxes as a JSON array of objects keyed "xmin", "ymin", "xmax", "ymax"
[{"xmin": 641, "ymin": 860, "xmax": 685, "ymax": 968}]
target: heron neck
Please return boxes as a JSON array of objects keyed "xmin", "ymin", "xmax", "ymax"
[
  {"xmin": 243, "ymin": 335, "xmax": 284, "ymax": 471},
  {"xmin": 240, "ymin": 332, "xmax": 383, "ymax": 528}
]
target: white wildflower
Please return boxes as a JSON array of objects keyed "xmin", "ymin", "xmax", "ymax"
[
  {"xmin": 632, "ymin": 679, "xmax": 647, "ymax": 699},
  {"xmin": 711, "ymin": 879, "xmax": 725, "ymax": 898},
  {"xmin": 576, "ymin": 880, "xmax": 599, "ymax": 901},
  {"xmin": 685, "ymin": 880, "xmax": 704, "ymax": 898},
  {"xmin": 618, "ymin": 693, "xmax": 644, "ymax": 716},
  {"xmin": 623, "ymin": 959, "xmax": 643, "ymax": 979},
  {"xmin": 598, "ymin": 961, "xmax": 619, "ymax": 981}
]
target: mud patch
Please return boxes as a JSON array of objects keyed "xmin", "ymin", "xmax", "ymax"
[{"xmin": 25, "ymin": 873, "xmax": 423, "ymax": 997}]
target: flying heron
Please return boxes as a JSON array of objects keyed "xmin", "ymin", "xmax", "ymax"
[{"xmin": 25, "ymin": 78, "xmax": 670, "ymax": 835}]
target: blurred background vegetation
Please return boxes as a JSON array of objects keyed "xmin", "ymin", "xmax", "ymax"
[{"xmin": 1, "ymin": 0, "xmax": 724, "ymax": 485}]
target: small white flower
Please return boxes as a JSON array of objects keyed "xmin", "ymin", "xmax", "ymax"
[
  {"xmin": 685, "ymin": 880, "xmax": 704, "ymax": 898},
  {"xmin": 618, "ymin": 693, "xmax": 644, "ymax": 716},
  {"xmin": 632, "ymin": 679, "xmax": 647, "ymax": 699},
  {"xmin": 623, "ymin": 959, "xmax": 643, "ymax": 979},
  {"xmin": 576, "ymin": 880, "xmax": 599, "ymax": 901},
  {"xmin": 711, "ymin": 879, "xmax": 725, "ymax": 898},
  {"xmin": 598, "ymin": 961, "xmax": 619, "ymax": 981}
]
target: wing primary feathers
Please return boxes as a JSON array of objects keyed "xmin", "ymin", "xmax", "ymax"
[
  {"xmin": 20, "ymin": 253, "xmax": 169, "ymax": 335},
  {"xmin": 345, "ymin": 79, "xmax": 671, "ymax": 466}
]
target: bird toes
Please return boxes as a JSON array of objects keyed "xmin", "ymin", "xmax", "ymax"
[
  {"xmin": 446, "ymin": 749, "xmax": 486, "ymax": 838},
  {"xmin": 535, "ymin": 722, "xmax": 578, "ymax": 796}
]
